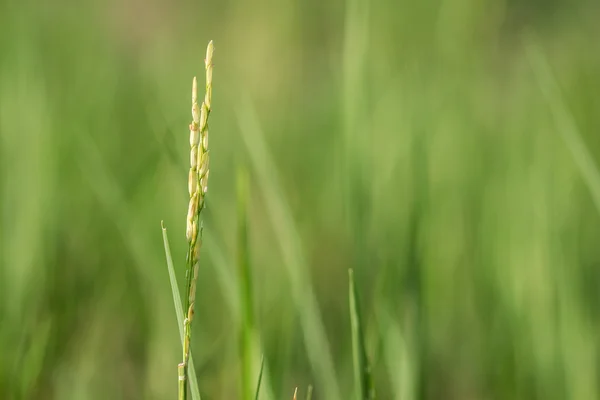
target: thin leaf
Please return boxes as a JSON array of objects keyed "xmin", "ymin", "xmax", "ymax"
[
  {"xmin": 349, "ymin": 269, "xmax": 374, "ymax": 399},
  {"xmin": 162, "ymin": 222, "xmax": 202, "ymax": 400},
  {"xmin": 254, "ymin": 355, "xmax": 265, "ymax": 400},
  {"xmin": 238, "ymin": 168, "xmax": 256, "ymax": 400}
]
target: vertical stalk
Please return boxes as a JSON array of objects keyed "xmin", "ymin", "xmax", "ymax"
[
  {"xmin": 179, "ymin": 40, "xmax": 214, "ymax": 400},
  {"xmin": 238, "ymin": 167, "xmax": 255, "ymax": 400}
]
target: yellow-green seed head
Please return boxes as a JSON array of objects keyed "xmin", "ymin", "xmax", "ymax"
[
  {"xmin": 202, "ymin": 131, "xmax": 208, "ymax": 151},
  {"xmin": 200, "ymin": 172, "xmax": 209, "ymax": 194},
  {"xmin": 192, "ymin": 103, "xmax": 200, "ymax": 125},
  {"xmin": 190, "ymin": 146, "xmax": 198, "ymax": 169},
  {"xmin": 205, "ymin": 41, "xmax": 214, "ymax": 71},
  {"xmin": 204, "ymin": 41, "xmax": 214, "ymax": 109},
  {"xmin": 188, "ymin": 169, "xmax": 197, "ymax": 195},
  {"xmin": 198, "ymin": 152, "xmax": 208, "ymax": 176},
  {"xmin": 192, "ymin": 76, "xmax": 198, "ymax": 106},
  {"xmin": 189, "ymin": 125, "xmax": 200, "ymax": 147},
  {"xmin": 186, "ymin": 193, "xmax": 198, "ymax": 241},
  {"xmin": 200, "ymin": 103, "xmax": 208, "ymax": 130}
]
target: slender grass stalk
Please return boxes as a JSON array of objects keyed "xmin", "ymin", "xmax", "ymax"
[
  {"xmin": 237, "ymin": 102, "xmax": 342, "ymax": 400},
  {"xmin": 341, "ymin": 0, "xmax": 369, "ymax": 238},
  {"xmin": 179, "ymin": 40, "xmax": 214, "ymax": 400},
  {"xmin": 161, "ymin": 222, "xmax": 202, "ymax": 400},
  {"xmin": 237, "ymin": 167, "xmax": 256, "ymax": 400},
  {"xmin": 253, "ymin": 355, "xmax": 265, "ymax": 400},
  {"xmin": 306, "ymin": 385, "xmax": 313, "ymax": 400},
  {"xmin": 293, "ymin": 388, "xmax": 298, "ymax": 400},
  {"xmin": 349, "ymin": 269, "xmax": 375, "ymax": 399}
]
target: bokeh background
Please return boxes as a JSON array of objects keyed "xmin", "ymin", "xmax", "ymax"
[{"xmin": 1, "ymin": 0, "xmax": 600, "ymax": 399}]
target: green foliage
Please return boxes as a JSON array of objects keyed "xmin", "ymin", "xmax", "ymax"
[{"xmin": 1, "ymin": 1, "xmax": 600, "ymax": 399}]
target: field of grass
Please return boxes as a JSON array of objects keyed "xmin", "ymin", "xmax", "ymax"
[{"xmin": 1, "ymin": 0, "xmax": 600, "ymax": 399}]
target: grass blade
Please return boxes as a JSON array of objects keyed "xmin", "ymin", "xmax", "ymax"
[
  {"xmin": 161, "ymin": 222, "xmax": 202, "ymax": 400},
  {"xmin": 238, "ymin": 167, "xmax": 256, "ymax": 400},
  {"xmin": 254, "ymin": 355, "xmax": 265, "ymax": 400},
  {"xmin": 349, "ymin": 269, "xmax": 374, "ymax": 399},
  {"xmin": 237, "ymin": 102, "xmax": 341, "ymax": 400},
  {"xmin": 378, "ymin": 308, "xmax": 414, "ymax": 400},
  {"xmin": 306, "ymin": 385, "xmax": 313, "ymax": 400},
  {"xmin": 162, "ymin": 221, "xmax": 185, "ymax": 342},
  {"xmin": 527, "ymin": 40, "xmax": 600, "ymax": 214}
]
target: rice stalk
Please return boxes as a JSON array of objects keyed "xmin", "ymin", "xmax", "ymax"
[
  {"xmin": 179, "ymin": 40, "xmax": 214, "ymax": 400},
  {"xmin": 161, "ymin": 222, "xmax": 202, "ymax": 400}
]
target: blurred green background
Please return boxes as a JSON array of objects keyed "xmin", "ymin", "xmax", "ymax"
[{"xmin": 1, "ymin": 0, "xmax": 600, "ymax": 398}]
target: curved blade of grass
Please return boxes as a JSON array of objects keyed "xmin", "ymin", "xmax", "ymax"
[
  {"xmin": 527, "ymin": 40, "xmax": 600, "ymax": 214},
  {"xmin": 161, "ymin": 222, "xmax": 202, "ymax": 400},
  {"xmin": 349, "ymin": 269, "xmax": 374, "ymax": 399},
  {"xmin": 237, "ymin": 101, "xmax": 341, "ymax": 400},
  {"xmin": 254, "ymin": 355, "xmax": 265, "ymax": 400}
]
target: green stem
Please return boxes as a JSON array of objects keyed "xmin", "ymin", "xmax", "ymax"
[
  {"xmin": 238, "ymin": 168, "xmax": 255, "ymax": 400},
  {"xmin": 162, "ymin": 222, "xmax": 202, "ymax": 400},
  {"xmin": 180, "ymin": 240, "xmax": 195, "ymax": 400},
  {"xmin": 178, "ymin": 363, "xmax": 186, "ymax": 400}
]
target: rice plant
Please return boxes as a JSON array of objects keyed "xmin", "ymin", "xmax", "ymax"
[
  {"xmin": 4, "ymin": 2, "xmax": 600, "ymax": 400},
  {"xmin": 162, "ymin": 40, "xmax": 214, "ymax": 400}
]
